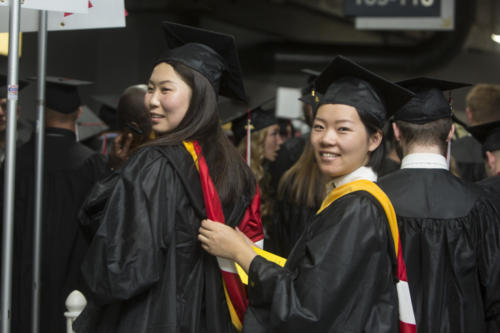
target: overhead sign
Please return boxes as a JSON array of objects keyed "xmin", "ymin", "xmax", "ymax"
[
  {"xmin": 0, "ymin": 0, "xmax": 88, "ymax": 14},
  {"xmin": 0, "ymin": 0, "xmax": 126, "ymax": 32},
  {"xmin": 355, "ymin": 0, "xmax": 453, "ymax": 30},
  {"xmin": 345, "ymin": 0, "xmax": 440, "ymax": 17}
]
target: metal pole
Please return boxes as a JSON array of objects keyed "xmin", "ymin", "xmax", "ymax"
[
  {"xmin": 1, "ymin": 0, "xmax": 21, "ymax": 331},
  {"xmin": 32, "ymin": 10, "xmax": 47, "ymax": 333}
]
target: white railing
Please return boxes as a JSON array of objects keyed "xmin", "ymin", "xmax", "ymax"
[{"xmin": 64, "ymin": 290, "xmax": 87, "ymax": 333}]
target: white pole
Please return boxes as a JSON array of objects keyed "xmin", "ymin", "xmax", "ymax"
[
  {"xmin": 1, "ymin": 0, "xmax": 21, "ymax": 332},
  {"xmin": 32, "ymin": 10, "xmax": 48, "ymax": 333}
]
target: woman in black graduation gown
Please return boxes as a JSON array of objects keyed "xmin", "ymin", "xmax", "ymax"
[
  {"xmin": 199, "ymin": 56, "xmax": 416, "ymax": 332},
  {"xmin": 74, "ymin": 22, "xmax": 263, "ymax": 333}
]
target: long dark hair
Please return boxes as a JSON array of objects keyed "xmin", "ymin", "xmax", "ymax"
[
  {"xmin": 144, "ymin": 61, "xmax": 256, "ymax": 204},
  {"xmin": 357, "ymin": 109, "xmax": 385, "ymax": 174}
]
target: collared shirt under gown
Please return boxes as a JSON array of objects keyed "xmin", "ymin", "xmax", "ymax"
[{"xmin": 379, "ymin": 168, "xmax": 500, "ymax": 333}]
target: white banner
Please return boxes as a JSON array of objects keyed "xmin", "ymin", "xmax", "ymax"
[
  {"xmin": 0, "ymin": 0, "xmax": 126, "ymax": 32},
  {"xmin": 0, "ymin": 0, "xmax": 88, "ymax": 14}
]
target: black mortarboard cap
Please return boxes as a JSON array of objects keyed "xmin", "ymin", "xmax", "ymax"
[
  {"xmin": 231, "ymin": 101, "xmax": 278, "ymax": 145},
  {"xmin": 314, "ymin": 55, "xmax": 414, "ymax": 127},
  {"xmin": 77, "ymin": 105, "xmax": 109, "ymax": 142},
  {"xmin": 156, "ymin": 21, "xmax": 247, "ymax": 103},
  {"xmin": 0, "ymin": 73, "xmax": 29, "ymax": 98},
  {"xmin": 468, "ymin": 120, "xmax": 500, "ymax": 153},
  {"xmin": 394, "ymin": 77, "xmax": 471, "ymax": 124},
  {"xmin": 93, "ymin": 94, "xmax": 119, "ymax": 130},
  {"xmin": 44, "ymin": 76, "xmax": 92, "ymax": 114},
  {"xmin": 299, "ymin": 68, "xmax": 320, "ymax": 106}
]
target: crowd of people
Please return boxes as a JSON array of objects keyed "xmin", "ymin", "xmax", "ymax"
[{"xmin": 0, "ymin": 20, "xmax": 499, "ymax": 333}]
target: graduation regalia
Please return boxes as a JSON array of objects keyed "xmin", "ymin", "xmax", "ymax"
[
  {"xmin": 75, "ymin": 145, "xmax": 262, "ymax": 333},
  {"xmin": 379, "ymin": 167, "xmax": 500, "ymax": 332},
  {"xmin": 7, "ymin": 127, "xmax": 108, "ymax": 333},
  {"xmin": 271, "ymin": 187, "xmax": 317, "ymax": 257},
  {"xmin": 76, "ymin": 21, "xmax": 264, "ymax": 333},
  {"xmin": 381, "ymin": 77, "xmax": 500, "ymax": 332},
  {"xmin": 238, "ymin": 56, "xmax": 416, "ymax": 332},
  {"xmin": 244, "ymin": 174, "xmax": 400, "ymax": 332},
  {"xmin": 469, "ymin": 120, "xmax": 500, "ymax": 214}
]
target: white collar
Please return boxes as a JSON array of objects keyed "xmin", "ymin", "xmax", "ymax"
[
  {"xmin": 329, "ymin": 166, "xmax": 378, "ymax": 189},
  {"xmin": 400, "ymin": 153, "xmax": 449, "ymax": 170}
]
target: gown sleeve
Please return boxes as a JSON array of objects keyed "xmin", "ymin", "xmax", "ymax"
[
  {"xmin": 81, "ymin": 148, "xmax": 178, "ymax": 304},
  {"xmin": 476, "ymin": 196, "xmax": 500, "ymax": 331},
  {"xmin": 243, "ymin": 192, "xmax": 397, "ymax": 333}
]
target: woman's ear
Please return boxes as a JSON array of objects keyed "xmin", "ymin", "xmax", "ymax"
[
  {"xmin": 368, "ymin": 129, "xmax": 383, "ymax": 152},
  {"xmin": 392, "ymin": 122, "xmax": 401, "ymax": 142}
]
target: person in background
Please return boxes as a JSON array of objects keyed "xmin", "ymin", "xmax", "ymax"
[
  {"xmin": 78, "ymin": 84, "xmax": 153, "ymax": 240},
  {"xmin": 107, "ymin": 84, "xmax": 154, "ymax": 170},
  {"xmin": 271, "ymin": 89, "xmax": 326, "ymax": 257},
  {"xmin": 199, "ymin": 55, "xmax": 417, "ymax": 332},
  {"xmin": 378, "ymin": 122, "xmax": 401, "ymax": 176},
  {"xmin": 268, "ymin": 69, "xmax": 319, "ymax": 189},
  {"xmin": 379, "ymin": 77, "xmax": 500, "ymax": 332},
  {"xmin": 469, "ymin": 120, "xmax": 500, "ymax": 214},
  {"xmin": 74, "ymin": 21, "xmax": 263, "ymax": 333},
  {"xmin": 0, "ymin": 74, "xmax": 32, "ymax": 164},
  {"xmin": 452, "ymin": 83, "xmax": 500, "ymax": 181},
  {"xmin": 232, "ymin": 105, "xmax": 283, "ymax": 250},
  {"xmin": 2, "ymin": 76, "xmax": 108, "ymax": 333}
]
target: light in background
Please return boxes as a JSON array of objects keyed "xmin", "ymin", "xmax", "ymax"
[{"xmin": 0, "ymin": 32, "xmax": 23, "ymax": 56}]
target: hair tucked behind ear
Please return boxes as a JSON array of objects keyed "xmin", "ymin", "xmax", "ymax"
[
  {"xmin": 357, "ymin": 110, "xmax": 385, "ymax": 174},
  {"xmin": 144, "ymin": 61, "xmax": 256, "ymax": 204}
]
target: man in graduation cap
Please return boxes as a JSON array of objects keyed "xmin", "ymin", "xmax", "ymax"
[
  {"xmin": 7, "ymin": 76, "xmax": 109, "ymax": 333},
  {"xmin": 0, "ymin": 74, "xmax": 33, "ymax": 165},
  {"xmin": 378, "ymin": 78, "xmax": 500, "ymax": 332},
  {"xmin": 469, "ymin": 120, "xmax": 500, "ymax": 213},
  {"xmin": 452, "ymin": 84, "xmax": 500, "ymax": 182}
]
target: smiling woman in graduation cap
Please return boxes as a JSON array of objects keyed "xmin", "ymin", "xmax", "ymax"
[
  {"xmin": 198, "ymin": 55, "xmax": 418, "ymax": 332},
  {"xmin": 76, "ymin": 22, "xmax": 263, "ymax": 333}
]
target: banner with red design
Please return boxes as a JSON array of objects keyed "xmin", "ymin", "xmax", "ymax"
[
  {"xmin": 0, "ymin": 0, "xmax": 125, "ymax": 32},
  {"xmin": 0, "ymin": 0, "xmax": 88, "ymax": 13}
]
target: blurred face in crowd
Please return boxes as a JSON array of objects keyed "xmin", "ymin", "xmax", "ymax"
[
  {"xmin": 0, "ymin": 98, "xmax": 6, "ymax": 132},
  {"xmin": 145, "ymin": 62, "xmax": 192, "ymax": 135},
  {"xmin": 311, "ymin": 104, "xmax": 381, "ymax": 180},
  {"xmin": 263, "ymin": 124, "xmax": 283, "ymax": 161}
]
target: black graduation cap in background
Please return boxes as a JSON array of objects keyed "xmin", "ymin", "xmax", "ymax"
[
  {"xmin": 468, "ymin": 120, "xmax": 500, "ymax": 153},
  {"xmin": 93, "ymin": 94, "xmax": 120, "ymax": 130},
  {"xmin": 394, "ymin": 77, "xmax": 471, "ymax": 124},
  {"xmin": 155, "ymin": 21, "xmax": 247, "ymax": 103},
  {"xmin": 231, "ymin": 98, "xmax": 278, "ymax": 145},
  {"xmin": 314, "ymin": 55, "xmax": 415, "ymax": 127},
  {"xmin": 43, "ymin": 76, "xmax": 92, "ymax": 114},
  {"xmin": 299, "ymin": 68, "xmax": 320, "ymax": 106},
  {"xmin": 0, "ymin": 73, "xmax": 29, "ymax": 99}
]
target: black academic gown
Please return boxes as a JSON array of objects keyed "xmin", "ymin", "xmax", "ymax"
[
  {"xmin": 478, "ymin": 174, "xmax": 500, "ymax": 214},
  {"xmin": 74, "ymin": 144, "xmax": 254, "ymax": 333},
  {"xmin": 243, "ymin": 190, "xmax": 399, "ymax": 333},
  {"xmin": 268, "ymin": 135, "xmax": 307, "ymax": 189},
  {"xmin": 7, "ymin": 127, "xmax": 108, "ymax": 333},
  {"xmin": 271, "ymin": 189, "xmax": 318, "ymax": 257},
  {"xmin": 452, "ymin": 136, "xmax": 487, "ymax": 182},
  {"xmin": 379, "ymin": 169, "xmax": 500, "ymax": 333}
]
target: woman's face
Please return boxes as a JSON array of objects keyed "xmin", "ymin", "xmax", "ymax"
[
  {"xmin": 145, "ymin": 63, "xmax": 192, "ymax": 135},
  {"xmin": 310, "ymin": 104, "xmax": 381, "ymax": 180},
  {"xmin": 263, "ymin": 124, "xmax": 283, "ymax": 161}
]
